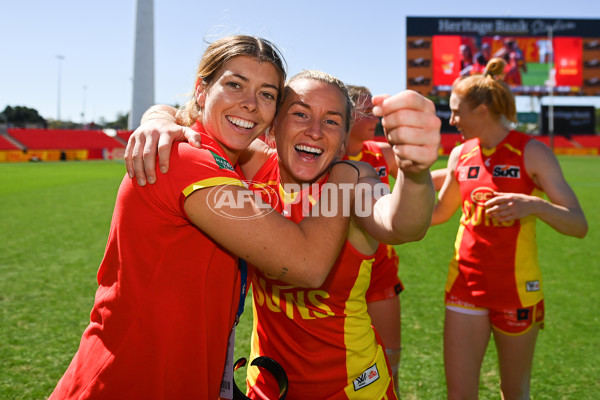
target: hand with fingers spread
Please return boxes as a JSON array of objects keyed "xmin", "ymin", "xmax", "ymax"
[
  {"xmin": 372, "ymin": 90, "xmax": 441, "ymax": 176},
  {"xmin": 124, "ymin": 106, "xmax": 201, "ymax": 186}
]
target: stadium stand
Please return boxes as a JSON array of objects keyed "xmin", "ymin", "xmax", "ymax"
[
  {"xmin": 532, "ymin": 135, "xmax": 576, "ymax": 148},
  {"xmin": 117, "ymin": 130, "xmax": 134, "ymax": 142},
  {"xmin": 1, "ymin": 127, "xmax": 597, "ymax": 162},
  {"xmin": 572, "ymin": 135, "xmax": 600, "ymax": 151},
  {"xmin": 7, "ymin": 128, "xmax": 125, "ymax": 150},
  {"xmin": 0, "ymin": 134, "xmax": 20, "ymax": 150}
]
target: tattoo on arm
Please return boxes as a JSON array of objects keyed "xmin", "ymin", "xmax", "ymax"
[{"xmin": 277, "ymin": 266, "xmax": 289, "ymax": 281}]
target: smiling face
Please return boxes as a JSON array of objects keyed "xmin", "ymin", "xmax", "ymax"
[
  {"xmin": 273, "ymin": 78, "xmax": 349, "ymax": 185},
  {"xmin": 449, "ymin": 93, "xmax": 485, "ymax": 141},
  {"xmin": 198, "ymin": 56, "xmax": 281, "ymax": 161}
]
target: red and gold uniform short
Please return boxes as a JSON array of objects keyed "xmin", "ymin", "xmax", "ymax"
[{"xmin": 445, "ymin": 292, "xmax": 545, "ymax": 335}]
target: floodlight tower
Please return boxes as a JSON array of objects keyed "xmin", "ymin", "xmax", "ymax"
[
  {"xmin": 56, "ymin": 55, "xmax": 65, "ymax": 121},
  {"xmin": 129, "ymin": 0, "xmax": 155, "ymax": 130}
]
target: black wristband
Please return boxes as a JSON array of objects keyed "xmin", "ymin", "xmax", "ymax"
[{"xmin": 331, "ymin": 160, "xmax": 360, "ymax": 179}]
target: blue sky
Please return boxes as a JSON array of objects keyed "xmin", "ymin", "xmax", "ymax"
[{"xmin": 1, "ymin": 0, "xmax": 599, "ymax": 124}]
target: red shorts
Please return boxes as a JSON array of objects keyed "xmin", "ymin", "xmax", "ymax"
[
  {"xmin": 445, "ymin": 292, "xmax": 545, "ymax": 335},
  {"xmin": 366, "ymin": 244, "xmax": 403, "ymax": 303}
]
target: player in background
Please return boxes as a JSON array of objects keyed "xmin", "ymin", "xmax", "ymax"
[
  {"xmin": 344, "ymin": 85, "xmax": 446, "ymax": 394},
  {"xmin": 432, "ymin": 57, "xmax": 587, "ymax": 400}
]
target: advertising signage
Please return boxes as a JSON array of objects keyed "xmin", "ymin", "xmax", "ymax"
[
  {"xmin": 406, "ymin": 17, "xmax": 600, "ymax": 97},
  {"xmin": 540, "ymin": 105, "xmax": 596, "ymax": 135}
]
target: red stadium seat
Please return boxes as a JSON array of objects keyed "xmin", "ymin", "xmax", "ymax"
[
  {"xmin": 571, "ymin": 135, "xmax": 600, "ymax": 150},
  {"xmin": 7, "ymin": 128, "xmax": 125, "ymax": 150},
  {"xmin": 0, "ymin": 135, "xmax": 20, "ymax": 150}
]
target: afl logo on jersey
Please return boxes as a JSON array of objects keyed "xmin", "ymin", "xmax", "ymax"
[
  {"xmin": 493, "ymin": 165, "xmax": 520, "ymax": 178},
  {"xmin": 470, "ymin": 187, "xmax": 495, "ymax": 206}
]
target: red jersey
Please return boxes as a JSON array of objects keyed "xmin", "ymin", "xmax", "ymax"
[
  {"xmin": 345, "ymin": 140, "xmax": 390, "ymax": 185},
  {"xmin": 50, "ymin": 127, "xmax": 248, "ymax": 400},
  {"xmin": 447, "ymin": 130, "xmax": 544, "ymax": 309},
  {"xmin": 246, "ymin": 154, "xmax": 395, "ymax": 400},
  {"xmin": 346, "ymin": 140, "xmax": 402, "ymax": 301}
]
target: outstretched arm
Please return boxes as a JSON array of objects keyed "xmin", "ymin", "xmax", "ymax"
[{"xmin": 354, "ymin": 90, "xmax": 440, "ymax": 243}]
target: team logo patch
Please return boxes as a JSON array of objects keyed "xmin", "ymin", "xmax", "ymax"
[
  {"xmin": 467, "ymin": 166, "xmax": 480, "ymax": 179},
  {"xmin": 353, "ymin": 364, "xmax": 380, "ymax": 391},
  {"xmin": 470, "ymin": 187, "xmax": 495, "ymax": 206},
  {"xmin": 394, "ymin": 283, "xmax": 403, "ymax": 295},
  {"xmin": 493, "ymin": 165, "xmax": 520, "ymax": 178},
  {"xmin": 210, "ymin": 151, "xmax": 235, "ymax": 171},
  {"xmin": 458, "ymin": 166, "xmax": 480, "ymax": 181},
  {"xmin": 517, "ymin": 308, "xmax": 530, "ymax": 321},
  {"xmin": 526, "ymin": 280, "xmax": 540, "ymax": 292}
]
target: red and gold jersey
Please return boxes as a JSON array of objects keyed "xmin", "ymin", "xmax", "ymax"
[
  {"xmin": 246, "ymin": 154, "xmax": 394, "ymax": 400},
  {"xmin": 345, "ymin": 140, "xmax": 402, "ymax": 301},
  {"xmin": 447, "ymin": 130, "xmax": 544, "ymax": 309},
  {"xmin": 345, "ymin": 140, "xmax": 390, "ymax": 185},
  {"xmin": 50, "ymin": 126, "xmax": 248, "ymax": 400},
  {"xmin": 366, "ymin": 243, "xmax": 403, "ymax": 303}
]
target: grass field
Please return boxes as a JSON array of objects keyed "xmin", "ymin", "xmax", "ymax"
[
  {"xmin": 1, "ymin": 157, "xmax": 598, "ymax": 399},
  {"xmin": 521, "ymin": 62, "xmax": 550, "ymax": 87}
]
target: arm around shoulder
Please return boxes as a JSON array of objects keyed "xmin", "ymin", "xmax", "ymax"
[{"xmin": 184, "ymin": 162, "xmax": 360, "ymax": 288}]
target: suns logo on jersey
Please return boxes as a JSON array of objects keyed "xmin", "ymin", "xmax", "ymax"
[
  {"xmin": 462, "ymin": 187, "xmax": 515, "ymax": 228},
  {"xmin": 470, "ymin": 187, "xmax": 495, "ymax": 206}
]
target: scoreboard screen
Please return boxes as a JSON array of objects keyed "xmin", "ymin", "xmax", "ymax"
[{"xmin": 406, "ymin": 17, "xmax": 600, "ymax": 97}]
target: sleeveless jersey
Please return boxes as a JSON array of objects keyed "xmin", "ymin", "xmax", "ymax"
[
  {"xmin": 346, "ymin": 140, "xmax": 401, "ymax": 301},
  {"xmin": 246, "ymin": 154, "xmax": 395, "ymax": 400},
  {"xmin": 345, "ymin": 140, "xmax": 390, "ymax": 185},
  {"xmin": 447, "ymin": 130, "xmax": 544, "ymax": 309}
]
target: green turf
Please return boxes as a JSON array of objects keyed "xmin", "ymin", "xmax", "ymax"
[
  {"xmin": 0, "ymin": 157, "xmax": 598, "ymax": 399},
  {"xmin": 522, "ymin": 62, "xmax": 551, "ymax": 87}
]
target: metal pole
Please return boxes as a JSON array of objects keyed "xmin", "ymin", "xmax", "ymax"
[
  {"xmin": 56, "ymin": 55, "xmax": 65, "ymax": 122},
  {"xmin": 81, "ymin": 85, "xmax": 87, "ymax": 127},
  {"xmin": 547, "ymin": 27, "xmax": 554, "ymax": 151},
  {"xmin": 129, "ymin": 0, "xmax": 155, "ymax": 129}
]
